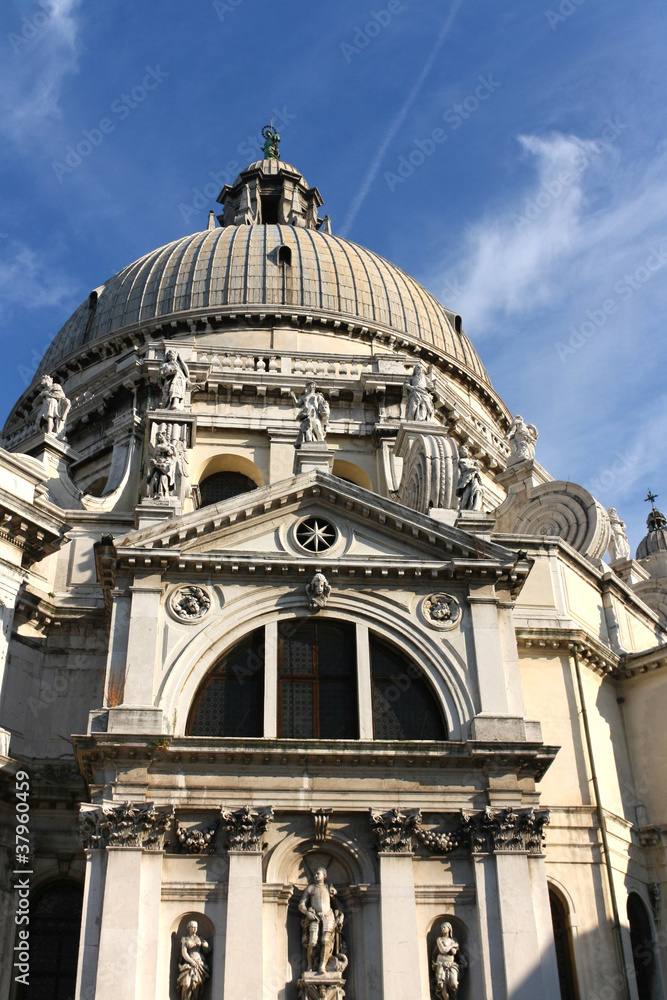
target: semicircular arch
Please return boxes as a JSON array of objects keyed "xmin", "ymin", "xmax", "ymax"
[{"xmin": 160, "ymin": 588, "xmax": 472, "ymax": 741}]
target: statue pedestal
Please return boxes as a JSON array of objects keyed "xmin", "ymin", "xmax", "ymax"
[
  {"xmin": 294, "ymin": 442, "xmax": 334, "ymax": 475},
  {"xmin": 135, "ymin": 497, "xmax": 181, "ymax": 529},
  {"xmin": 298, "ymin": 972, "xmax": 346, "ymax": 1000}
]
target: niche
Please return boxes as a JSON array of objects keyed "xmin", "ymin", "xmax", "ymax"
[
  {"xmin": 170, "ymin": 911, "xmax": 215, "ymax": 1000},
  {"xmin": 426, "ymin": 914, "xmax": 470, "ymax": 1000}
]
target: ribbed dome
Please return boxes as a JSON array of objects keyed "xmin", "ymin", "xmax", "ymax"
[{"xmin": 37, "ymin": 225, "xmax": 489, "ymax": 384}]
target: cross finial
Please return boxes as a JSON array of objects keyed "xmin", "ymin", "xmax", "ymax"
[{"xmin": 645, "ymin": 490, "xmax": 659, "ymax": 506}]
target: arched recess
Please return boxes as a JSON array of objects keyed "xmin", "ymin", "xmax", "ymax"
[
  {"xmin": 331, "ymin": 460, "xmax": 373, "ymax": 491},
  {"xmin": 186, "ymin": 627, "xmax": 264, "ymax": 737},
  {"xmin": 14, "ymin": 880, "xmax": 83, "ymax": 1000},
  {"xmin": 627, "ymin": 891, "xmax": 661, "ymax": 1000},
  {"xmin": 370, "ymin": 631, "xmax": 447, "ymax": 740},
  {"xmin": 195, "ymin": 454, "xmax": 263, "ymax": 508},
  {"xmin": 548, "ymin": 882, "xmax": 580, "ymax": 1000},
  {"xmin": 162, "ymin": 589, "xmax": 472, "ymax": 741},
  {"xmin": 425, "ymin": 915, "xmax": 470, "ymax": 1000},
  {"xmin": 169, "ymin": 912, "xmax": 215, "ymax": 1000}
]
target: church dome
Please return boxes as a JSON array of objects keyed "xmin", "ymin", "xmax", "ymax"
[
  {"xmin": 636, "ymin": 505, "xmax": 667, "ymax": 561},
  {"xmin": 37, "ymin": 225, "xmax": 488, "ymax": 384}
]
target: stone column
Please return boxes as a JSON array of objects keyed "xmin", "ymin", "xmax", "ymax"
[
  {"xmin": 77, "ymin": 802, "xmax": 171, "ymax": 999},
  {"xmin": 94, "ymin": 846, "xmax": 144, "ymax": 997},
  {"xmin": 220, "ymin": 805, "xmax": 274, "ymax": 1000},
  {"xmin": 378, "ymin": 853, "xmax": 422, "ymax": 1000},
  {"xmin": 370, "ymin": 808, "xmax": 422, "ymax": 1000},
  {"xmin": 264, "ymin": 621, "xmax": 278, "ymax": 739},
  {"xmin": 74, "ymin": 850, "xmax": 106, "ymax": 1000},
  {"xmin": 224, "ymin": 850, "xmax": 265, "ymax": 999}
]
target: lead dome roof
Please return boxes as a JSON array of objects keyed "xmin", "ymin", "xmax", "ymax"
[{"xmin": 37, "ymin": 225, "xmax": 489, "ymax": 384}]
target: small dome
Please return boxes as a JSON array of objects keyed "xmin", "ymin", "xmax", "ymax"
[
  {"xmin": 636, "ymin": 506, "xmax": 667, "ymax": 560},
  {"xmin": 36, "ymin": 225, "xmax": 488, "ymax": 383}
]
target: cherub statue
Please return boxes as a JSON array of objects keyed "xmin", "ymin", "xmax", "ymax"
[
  {"xmin": 456, "ymin": 445, "xmax": 483, "ymax": 511},
  {"xmin": 404, "ymin": 363, "xmax": 435, "ymax": 421},
  {"xmin": 607, "ymin": 508, "xmax": 631, "ymax": 562},
  {"xmin": 36, "ymin": 375, "xmax": 71, "ymax": 438},
  {"xmin": 431, "ymin": 922, "xmax": 466, "ymax": 999},
  {"xmin": 176, "ymin": 920, "xmax": 210, "ymax": 1000},
  {"xmin": 506, "ymin": 415, "xmax": 538, "ymax": 465},
  {"xmin": 291, "ymin": 382, "xmax": 330, "ymax": 447},
  {"xmin": 306, "ymin": 572, "xmax": 331, "ymax": 612},
  {"xmin": 160, "ymin": 349, "xmax": 190, "ymax": 411}
]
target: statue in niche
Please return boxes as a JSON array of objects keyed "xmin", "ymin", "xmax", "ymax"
[
  {"xmin": 404, "ymin": 363, "xmax": 435, "ymax": 421},
  {"xmin": 431, "ymin": 922, "xmax": 466, "ymax": 1000},
  {"xmin": 291, "ymin": 382, "xmax": 330, "ymax": 447},
  {"xmin": 147, "ymin": 432, "xmax": 177, "ymax": 499},
  {"xmin": 607, "ymin": 507, "xmax": 631, "ymax": 562},
  {"xmin": 298, "ymin": 866, "xmax": 346, "ymax": 976},
  {"xmin": 506, "ymin": 415, "xmax": 538, "ymax": 465},
  {"xmin": 456, "ymin": 445, "xmax": 483, "ymax": 511},
  {"xmin": 36, "ymin": 375, "xmax": 71, "ymax": 438},
  {"xmin": 176, "ymin": 920, "xmax": 210, "ymax": 1000},
  {"xmin": 306, "ymin": 572, "xmax": 331, "ymax": 613},
  {"xmin": 160, "ymin": 349, "xmax": 190, "ymax": 411}
]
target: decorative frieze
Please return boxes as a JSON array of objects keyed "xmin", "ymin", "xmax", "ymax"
[
  {"xmin": 79, "ymin": 801, "xmax": 173, "ymax": 851},
  {"xmin": 220, "ymin": 804, "xmax": 274, "ymax": 851},
  {"xmin": 415, "ymin": 807, "xmax": 550, "ymax": 856},
  {"xmin": 370, "ymin": 807, "xmax": 421, "ymax": 853}
]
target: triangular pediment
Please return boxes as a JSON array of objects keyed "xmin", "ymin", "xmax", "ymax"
[{"xmin": 114, "ymin": 472, "xmax": 517, "ymax": 570}]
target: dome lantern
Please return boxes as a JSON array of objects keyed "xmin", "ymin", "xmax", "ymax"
[{"xmin": 216, "ymin": 154, "xmax": 326, "ymax": 230}]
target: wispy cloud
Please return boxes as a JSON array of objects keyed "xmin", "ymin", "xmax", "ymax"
[
  {"xmin": 0, "ymin": 236, "xmax": 76, "ymax": 324},
  {"xmin": 0, "ymin": 0, "xmax": 82, "ymax": 143}
]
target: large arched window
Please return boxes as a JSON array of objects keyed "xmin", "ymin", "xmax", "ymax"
[
  {"xmin": 16, "ymin": 880, "xmax": 83, "ymax": 1000},
  {"xmin": 278, "ymin": 619, "xmax": 358, "ymax": 738},
  {"xmin": 549, "ymin": 885, "xmax": 579, "ymax": 1000},
  {"xmin": 187, "ymin": 628, "xmax": 264, "ymax": 736},
  {"xmin": 370, "ymin": 634, "xmax": 447, "ymax": 740},
  {"xmin": 186, "ymin": 621, "xmax": 449, "ymax": 741},
  {"xmin": 627, "ymin": 892, "xmax": 658, "ymax": 1000}
]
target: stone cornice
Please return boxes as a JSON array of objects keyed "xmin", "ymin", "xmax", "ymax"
[
  {"xmin": 0, "ymin": 488, "xmax": 71, "ymax": 567},
  {"xmin": 72, "ymin": 735, "xmax": 558, "ymax": 788},
  {"xmin": 515, "ymin": 627, "xmax": 621, "ymax": 675}
]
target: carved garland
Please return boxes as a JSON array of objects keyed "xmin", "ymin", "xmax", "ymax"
[{"xmin": 370, "ymin": 806, "xmax": 549, "ymax": 855}]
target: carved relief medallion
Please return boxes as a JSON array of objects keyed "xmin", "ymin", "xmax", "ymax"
[
  {"xmin": 420, "ymin": 593, "xmax": 461, "ymax": 631},
  {"xmin": 168, "ymin": 586, "xmax": 212, "ymax": 623}
]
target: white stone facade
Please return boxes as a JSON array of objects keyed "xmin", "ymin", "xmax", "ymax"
[{"xmin": 0, "ymin": 157, "xmax": 665, "ymax": 1000}]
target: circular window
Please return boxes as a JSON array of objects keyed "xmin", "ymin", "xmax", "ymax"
[{"xmin": 295, "ymin": 516, "xmax": 337, "ymax": 553}]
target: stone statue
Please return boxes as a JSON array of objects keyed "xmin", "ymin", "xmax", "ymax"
[
  {"xmin": 306, "ymin": 572, "xmax": 331, "ymax": 612},
  {"xmin": 176, "ymin": 920, "xmax": 210, "ymax": 1000},
  {"xmin": 607, "ymin": 508, "xmax": 631, "ymax": 562},
  {"xmin": 160, "ymin": 349, "xmax": 190, "ymax": 410},
  {"xmin": 431, "ymin": 922, "xmax": 466, "ymax": 1000},
  {"xmin": 404, "ymin": 363, "xmax": 435, "ymax": 421},
  {"xmin": 261, "ymin": 123, "xmax": 281, "ymax": 160},
  {"xmin": 147, "ymin": 432, "xmax": 178, "ymax": 499},
  {"xmin": 506, "ymin": 415, "xmax": 538, "ymax": 465},
  {"xmin": 298, "ymin": 867, "xmax": 346, "ymax": 975},
  {"xmin": 36, "ymin": 375, "xmax": 71, "ymax": 438},
  {"xmin": 456, "ymin": 445, "xmax": 483, "ymax": 511},
  {"xmin": 291, "ymin": 382, "xmax": 330, "ymax": 447}
]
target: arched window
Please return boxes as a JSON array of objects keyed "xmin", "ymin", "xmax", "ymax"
[
  {"xmin": 549, "ymin": 886, "xmax": 579, "ymax": 1000},
  {"xmin": 16, "ymin": 881, "xmax": 83, "ymax": 1000},
  {"xmin": 627, "ymin": 892, "xmax": 658, "ymax": 1000},
  {"xmin": 370, "ymin": 634, "xmax": 447, "ymax": 740},
  {"xmin": 199, "ymin": 471, "xmax": 258, "ymax": 507},
  {"xmin": 187, "ymin": 628, "xmax": 264, "ymax": 736},
  {"xmin": 278, "ymin": 619, "xmax": 358, "ymax": 738},
  {"xmin": 186, "ymin": 621, "xmax": 449, "ymax": 742}
]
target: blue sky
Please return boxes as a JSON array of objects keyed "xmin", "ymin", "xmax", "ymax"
[{"xmin": 1, "ymin": 0, "xmax": 666, "ymax": 548}]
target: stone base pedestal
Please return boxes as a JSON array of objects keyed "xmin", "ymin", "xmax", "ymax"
[
  {"xmin": 455, "ymin": 509, "xmax": 496, "ymax": 536},
  {"xmin": 135, "ymin": 497, "xmax": 182, "ymax": 529},
  {"xmin": 298, "ymin": 972, "xmax": 346, "ymax": 1000},
  {"xmin": 294, "ymin": 442, "xmax": 334, "ymax": 475}
]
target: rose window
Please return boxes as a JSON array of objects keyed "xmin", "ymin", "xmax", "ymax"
[{"xmin": 295, "ymin": 516, "xmax": 337, "ymax": 553}]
